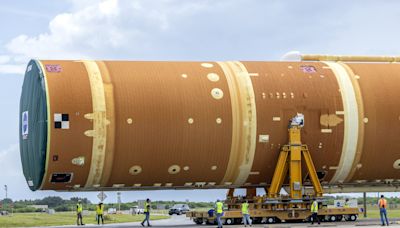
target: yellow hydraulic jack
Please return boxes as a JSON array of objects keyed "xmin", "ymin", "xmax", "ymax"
[{"xmin": 268, "ymin": 116, "xmax": 323, "ymax": 204}]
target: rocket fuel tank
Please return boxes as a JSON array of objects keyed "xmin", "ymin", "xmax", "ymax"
[{"xmin": 19, "ymin": 60, "xmax": 400, "ymax": 191}]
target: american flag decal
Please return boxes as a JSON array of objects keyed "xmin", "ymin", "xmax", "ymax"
[
  {"xmin": 300, "ymin": 65, "xmax": 317, "ymax": 73},
  {"xmin": 45, "ymin": 64, "xmax": 62, "ymax": 73}
]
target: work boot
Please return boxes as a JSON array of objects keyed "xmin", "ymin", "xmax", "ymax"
[{"xmin": 141, "ymin": 222, "xmax": 144, "ymax": 227}]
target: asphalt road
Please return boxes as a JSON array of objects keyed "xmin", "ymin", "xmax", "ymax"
[{"xmin": 45, "ymin": 215, "xmax": 400, "ymax": 228}]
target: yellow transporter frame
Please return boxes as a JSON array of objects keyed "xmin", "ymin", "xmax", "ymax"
[{"xmin": 187, "ymin": 124, "xmax": 359, "ymax": 225}]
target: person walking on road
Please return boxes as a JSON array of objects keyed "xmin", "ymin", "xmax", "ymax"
[
  {"xmin": 215, "ymin": 199, "xmax": 224, "ymax": 228},
  {"xmin": 241, "ymin": 200, "xmax": 252, "ymax": 227},
  {"xmin": 141, "ymin": 198, "xmax": 152, "ymax": 227},
  {"xmin": 76, "ymin": 200, "xmax": 85, "ymax": 226},
  {"xmin": 310, "ymin": 198, "xmax": 320, "ymax": 225},
  {"xmin": 96, "ymin": 202, "xmax": 104, "ymax": 225},
  {"xmin": 379, "ymin": 195, "xmax": 389, "ymax": 226}
]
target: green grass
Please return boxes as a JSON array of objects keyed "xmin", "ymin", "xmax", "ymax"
[
  {"xmin": 0, "ymin": 212, "xmax": 169, "ymax": 227},
  {"xmin": 359, "ymin": 207, "xmax": 400, "ymax": 219}
]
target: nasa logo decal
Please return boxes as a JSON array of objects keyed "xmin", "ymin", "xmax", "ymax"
[{"xmin": 22, "ymin": 111, "xmax": 29, "ymax": 139}]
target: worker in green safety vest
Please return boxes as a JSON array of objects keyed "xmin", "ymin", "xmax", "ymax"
[
  {"xmin": 215, "ymin": 199, "xmax": 224, "ymax": 228},
  {"xmin": 141, "ymin": 198, "xmax": 151, "ymax": 227},
  {"xmin": 310, "ymin": 198, "xmax": 320, "ymax": 225},
  {"xmin": 76, "ymin": 200, "xmax": 84, "ymax": 226},
  {"xmin": 96, "ymin": 203, "xmax": 104, "ymax": 225},
  {"xmin": 241, "ymin": 200, "xmax": 252, "ymax": 227}
]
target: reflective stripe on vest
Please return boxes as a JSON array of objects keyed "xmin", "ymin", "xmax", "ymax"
[
  {"xmin": 311, "ymin": 201, "xmax": 318, "ymax": 213},
  {"xmin": 77, "ymin": 203, "xmax": 83, "ymax": 213},
  {"xmin": 216, "ymin": 202, "xmax": 223, "ymax": 213},
  {"xmin": 379, "ymin": 199, "xmax": 387, "ymax": 208},
  {"xmin": 241, "ymin": 202, "xmax": 249, "ymax": 214},
  {"xmin": 96, "ymin": 205, "xmax": 104, "ymax": 214}
]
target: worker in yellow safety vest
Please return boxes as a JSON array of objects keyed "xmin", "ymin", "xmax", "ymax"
[
  {"xmin": 241, "ymin": 200, "xmax": 252, "ymax": 227},
  {"xmin": 310, "ymin": 198, "xmax": 320, "ymax": 225},
  {"xmin": 76, "ymin": 200, "xmax": 84, "ymax": 226},
  {"xmin": 96, "ymin": 203, "xmax": 104, "ymax": 225},
  {"xmin": 215, "ymin": 199, "xmax": 224, "ymax": 228},
  {"xmin": 378, "ymin": 195, "xmax": 389, "ymax": 226},
  {"xmin": 141, "ymin": 198, "xmax": 151, "ymax": 227}
]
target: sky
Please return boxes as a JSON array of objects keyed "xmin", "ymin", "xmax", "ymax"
[{"xmin": 1, "ymin": 0, "xmax": 400, "ymax": 204}]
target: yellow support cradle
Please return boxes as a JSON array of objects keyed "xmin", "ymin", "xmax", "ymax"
[{"xmin": 268, "ymin": 125, "xmax": 323, "ymax": 200}]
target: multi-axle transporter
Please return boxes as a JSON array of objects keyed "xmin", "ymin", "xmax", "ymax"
[{"xmin": 187, "ymin": 115, "xmax": 359, "ymax": 225}]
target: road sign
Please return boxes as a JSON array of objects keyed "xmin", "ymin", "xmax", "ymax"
[{"xmin": 97, "ymin": 191, "xmax": 107, "ymax": 202}]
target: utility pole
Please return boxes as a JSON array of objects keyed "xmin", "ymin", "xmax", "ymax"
[
  {"xmin": 117, "ymin": 192, "xmax": 121, "ymax": 212},
  {"xmin": 4, "ymin": 185, "xmax": 7, "ymax": 199}
]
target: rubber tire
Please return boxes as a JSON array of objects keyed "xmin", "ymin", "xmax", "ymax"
[
  {"xmin": 329, "ymin": 215, "xmax": 336, "ymax": 222},
  {"xmin": 349, "ymin": 214, "xmax": 357, "ymax": 221},
  {"xmin": 266, "ymin": 217, "xmax": 275, "ymax": 224},
  {"xmin": 194, "ymin": 218, "xmax": 203, "ymax": 225},
  {"xmin": 225, "ymin": 218, "xmax": 234, "ymax": 225}
]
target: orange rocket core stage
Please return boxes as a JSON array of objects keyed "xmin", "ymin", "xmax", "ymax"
[{"xmin": 19, "ymin": 59, "xmax": 400, "ymax": 191}]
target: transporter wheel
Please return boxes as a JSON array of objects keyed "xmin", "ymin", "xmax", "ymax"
[
  {"xmin": 224, "ymin": 218, "xmax": 234, "ymax": 225},
  {"xmin": 234, "ymin": 218, "xmax": 242, "ymax": 224},
  {"xmin": 349, "ymin": 214, "xmax": 357, "ymax": 221},
  {"xmin": 336, "ymin": 215, "xmax": 343, "ymax": 221},
  {"xmin": 266, "ymin": 217, "xmax": 276, "ymax": 224},
  {"xmin": 194, "ymin": 218, "xmax": 204, "ymax": 225},
  {"xmin": 251, "ymin": 217, "xmax": 261, "ymax": 224},
  {"xmin": 329, "ymin": 215, "xmax": 336, "ymax": 222}
]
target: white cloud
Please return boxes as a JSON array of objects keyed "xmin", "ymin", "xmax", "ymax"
[
  {"xmin": 5, "ymin": 0, "xmax": 213, "ymax": 60},
  {"xmin": 0, "ymin": 55, "xmax": 11, "ymax": 64},
  {"xmin": 0, "ymin": 144, "xmax": 20, "ymax": 177},
  {"xmin": 0, "ymin": 64, "xmax": 26, "ymax": 74}
]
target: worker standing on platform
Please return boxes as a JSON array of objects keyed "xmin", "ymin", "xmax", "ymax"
[
  {"xmin": 96, "ymin": 203, "xmax": 104, "ymax": 225},
  {"xmin": 141, "ymin": 198, "xmax": 151, "ymax": 227},
  {"xmin": 378, "ymin": 195, "xmax": 389, "ymax": 226},
  {"xmin": 310, "ymin": 198, "xmax": 320, "ymax": 225},
  {"xmin": 215, "ymin": 199, "xmax": 224, "ymax": 228},
  {"xmin": 76, "ymin": 200, "xmax": 84, "ymax": 226},
  {"xmin": 241, "ymin": 200, "xmax": 252, "ymax": 227}
]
